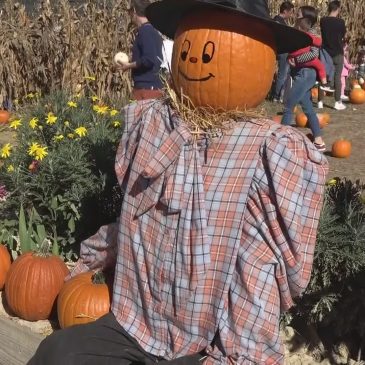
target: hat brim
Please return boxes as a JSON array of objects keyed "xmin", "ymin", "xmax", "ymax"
[{"xmin": 146, "ymin": 0, "xmax": 311, "ymax": 54}]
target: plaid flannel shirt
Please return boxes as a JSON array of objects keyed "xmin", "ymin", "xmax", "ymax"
[{"xmin": 71, "ymin": 100, "xmax": 328, "ymax": 364}]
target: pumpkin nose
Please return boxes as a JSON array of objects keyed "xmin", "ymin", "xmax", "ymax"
[{"xmin": 189, "ymin": 57, "xmax": 198, "ymax": 63}]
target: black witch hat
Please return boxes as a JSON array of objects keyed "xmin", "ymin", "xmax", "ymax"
[{"xmin": 146, "ymin": 0, "xmax": 310, "ymax": 54}]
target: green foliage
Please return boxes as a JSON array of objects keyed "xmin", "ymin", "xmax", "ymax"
[
  {"xmin": 289, "ymin": 179, "xmax": 365, "ymax": 340},
  {"xmin": 0, "ymin": 91, "xmax": 124, "ymax": 259}
]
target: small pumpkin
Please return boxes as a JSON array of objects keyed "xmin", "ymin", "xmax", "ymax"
[
  {"xmin": 317, "ymin": 112, "xmax": 330, "ymax": 128},
  {"xmin": 172, "ymin": 9, "xmax": 276, "ymax": 110},
  {"xmin": 295, "ymin": 112, "xmax": 308, "ymax": 128},
  {"xmin": 5, "ymin": 251, "xmax": 69, "ymax": 321},
  {"xmin": 331, "ymin": 139, "xmax": 352, "ymax": 158},
  {"xmin": 0, "ymin": 110, "xmax": 10, "ymax": 124},
  {"xmin": 311, "ymin": 88, "xmax": 318, "ymax": 99},
  {"xmin": 57, "ymin": 271, "xmax": 111, "ymax": 329},
  {"xmin": 349, "ymin": 85, "xmax": 365, "ymax": 104},
  {"xmin": 0, "ymin": 245, "xmax": 11, "ymax": 290},
  {"xmin": 295, "ymin": 112, "xmax": 329, "ymax": 129}
]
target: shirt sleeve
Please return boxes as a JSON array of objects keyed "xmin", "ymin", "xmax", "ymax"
[
  {"xmin": 69, "ymin": 223, "xmax": 119, "ymax": 277},
  {"xmin": 240, "ymin": 128, "xmax": 328, "ymax": 311},
  {"xmin": 135, "ymin": 27, "xmax": 161, "ymax": 70},
  {"xmin": 294, "ymin": 46, "xmax": 320, "ymax": 64}
]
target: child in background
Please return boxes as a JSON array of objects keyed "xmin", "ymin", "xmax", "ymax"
[
  {"xmin": 341, "ymin": 42, "xmax": 355, "ymax": 101},
  {"xmin": 355, "ymin": 50, "xmax": 365, "ymax": 86},
  {"xmin": 288, "ymin": 17, "xmax": 334, "ymax": 92}
]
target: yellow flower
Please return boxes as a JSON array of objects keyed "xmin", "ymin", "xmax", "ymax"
[
  {"xmin": 10, "ymin": 119, "xmax": 22, "ymax": 129},
  {"xmin": 53, "ymin": 134, "xmax": 64, "ymax": 142},
  {"xmin": 14, "ymin": 99, "xmax": 19, "ymax": 105},
  {"xmin": 74, "ymin": 93, "xmax": 81, "ymax": 99},
  {"xmin": 28, "ymin": 142, "xmax": 41, "ymax": 157},
  {"xmin": 29, "ymin": 117, "xmax": 39, "ymax": 129},
  {"xmin": 112, "ymin": 121, "xmax": 121, "ymax": 128},
  {"xmin": 26, "ymin": 92, "xmax": 35, "ymax": 99},
  {"xmin": 67, "ymin": 133, "xmax": 75, "ymax": 139},
  {"xmin": 46, "ymin": 112, "xmax": 57, "ymax": 125},
  {"xmin": 110, "ymin": 109, "xmax": 119, "ymax": 116},
  {"xmin": 84, "ymin": 76, "xmax": 96, "ymax": 81},
  {"xmin": 7, "ymin": 164, "xmax": 14, "ymax": 172},
  {"xmin": 64, "ymin": 121, "xmax": 70, "ymax": 127},
  {"xmin": 34, "ymin": 146, "xmax": 48, "ymax": 161},
  {"xmin": 90, "ymin": 95, "xmax": 99, "ymax": 102},
  {"xmin": 1, "ymin": 143, "xmax": 12, "ymax": 158},
  {"xmin": 75, "ymin": 126, "xmax": 87, "ymax": 137},
  {"xmin": 67, "ymin": 101, "xmax": 77, "ymax": 108},
  {"xmin": 93, "ymin": 105, "xmax": 109, "ymax": 114}
]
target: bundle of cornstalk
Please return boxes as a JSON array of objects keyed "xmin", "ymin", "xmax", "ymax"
[
  {"xmin": 0, "ymin": 0, "xmax": 133, "ymax": 106},
  {"xmin": 269, "ymin": 0, "xmax": 365, "ymax": 61}
]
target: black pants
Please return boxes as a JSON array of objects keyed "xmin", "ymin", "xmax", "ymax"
[{"xmin": 28, "ymin": 313, "xmax": 205, "ymax": 365}]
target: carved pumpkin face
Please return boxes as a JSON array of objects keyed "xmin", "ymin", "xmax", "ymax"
[{"xmin": 171, "ymin": 9, "xmax": 277, "ymax": 111}]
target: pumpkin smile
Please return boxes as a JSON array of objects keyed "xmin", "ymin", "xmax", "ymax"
[{"xmin": 178, "ymin": 68, "xmax": 215, "ymax": 82}]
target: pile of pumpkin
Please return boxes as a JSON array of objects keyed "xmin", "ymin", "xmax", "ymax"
[{"xmin": 0, "ymin": 245, "xmax": 111, "ymax": 328}]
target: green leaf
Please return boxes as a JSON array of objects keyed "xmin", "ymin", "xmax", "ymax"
[
  {"xmin": 19, "ymin": 204, "xmax": 32, "ymax": 253},
  {"xmin": 68, "ymin": 216, "xmax": 75, "ymax": 233},
  {"xmin": 36, "ymin": 224, "xmax": 47, "ymax": 246}
]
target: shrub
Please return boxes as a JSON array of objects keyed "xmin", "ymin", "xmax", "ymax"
[{"xmin": 0, "ymin": 91, "xmax": 124, "ymax": 260}]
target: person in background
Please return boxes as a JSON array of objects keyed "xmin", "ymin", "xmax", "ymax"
[
  {"xmin": 272, "ymin": 1, "xmax": 294, "ymax": 103},
  {"xmin": 288, "ymin": 17, "xmax": 333, "ymax": 93},
  {"xmin": 320, "ymin": 0, "xmax": 347, "ymax": 110},
  {"xmin": 160, "ymin": 36, "xmax": 174, "ymax": 76},
  {"xmin": 281, "ymin": 6, "xmax": 326, "ymax": 152},
  {"xmin": 340, "ymin": 41, "xmax": 355, "ymax": 101},
  {"xmin": 115, "ymin": 0, "xmax": 163, "ymax": 101},
  {"xmin": 355, "ymin": 50, "xmax": 365, "ymax": 86}
]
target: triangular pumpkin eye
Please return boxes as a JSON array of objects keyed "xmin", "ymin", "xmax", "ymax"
[
  {"xmin": 181, "ymin": 39, "xmax": 191, "ymax": 61},
  {"xmin": 202, "ymin": 41, "xmax": 215, "ymax": 63}
]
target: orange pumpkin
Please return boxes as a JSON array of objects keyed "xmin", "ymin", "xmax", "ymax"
[
  {"xmin": 172, "ymin": 9, "xmax": 276, "ymax": 111},
  {"xmin": 349, "ymin": 86, "xmax": 365, "ymax": 104},
  {"xmin": 311, "ymin": 88, "xmax": 318, "ymax": 99},
  {"xmin": 331, "ymin": 139, "xmax": 352, "ymax": 158},
  {"xmin": 5, "ymin": 252, "xmax": 69, "ymax": 321},
  {"xmin": 317, "ymin": 113, "xmax": 330, "ymax": 128},
  {"xmin": 0, "ymin": 110, "xmax": 10, "ymax": 124},
  {"xmin": 295, "ymin": 112, "xmax": 308, "ymax": 128},
  {"xmin": 57, "ymin": 271, "xmax": 111, "ymax": 329},
  {"xmin": 295, "ymin": 112, "xmax": 329, "ymax": 129},
  {"xmin": 0, "ymin": 245, "xmax": 11, "ymax": 290}
]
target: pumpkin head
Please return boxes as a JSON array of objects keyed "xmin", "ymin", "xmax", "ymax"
[
  {"xmin": 5, "ymin": 252, "xmax": 69, "ymax": 321},
  {"xmin": 57, "ymin": 271, "xmax": 111, "ymax": 329},
  {"xmin": 349, "ymin": 86, "xmax": 365, "ymax": 104},
  {"xmin": 331, "ymin": 139, "xmax": 352, "ymax": 158},
  {"xmin": 0, "ymin": 245, "xmax": 11, "ymax": 290},
  {"xmin": 171, "ymin": 9, "xmax": 276, "ymax": 111},
  {"xmin": 0, "ymin": 110, "xmax": 10, "ymax": 124}
]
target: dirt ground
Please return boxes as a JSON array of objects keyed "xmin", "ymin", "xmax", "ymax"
[{"xmin": 263, "ymin": 96, "xmax": 365, "ymax": 183}]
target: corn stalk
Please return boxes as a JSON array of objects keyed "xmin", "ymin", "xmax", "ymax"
[{"xmin": 0, "ymin": 0, "xmax": 134, "ymax": 107}]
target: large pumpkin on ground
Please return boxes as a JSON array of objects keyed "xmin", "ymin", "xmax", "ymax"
[
  {"xmin": 0, "ymin": 110, "xmax": 10, "ymax": 124},
  {"xmin": 57, "ymin": 271, "xmax": 111, "ymax": 329},
  {"xmin": 0, "ymin": 245, "xmax": 11, "ymax": 290},
  {"xmin": 349, "ymin": 85, "xmax": 365, "ymax": 104},
  {"xmin": 5, "ymin": 252, "xmax": 69, "ymax": 321},
  {"xmin": 171, "ymin": 9, "xmax": 276, "ymax": 111},
  {"xmin": 331, "ymin": 139, "xmax": 352, "ymax": 158}
]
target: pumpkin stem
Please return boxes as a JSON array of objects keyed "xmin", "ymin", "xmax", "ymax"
[
  {"xmin": 36, "ymin": 238, "xmax": 52, "ymax": 257},
  {"xmin": 92, "ymin": 271, "xmax": 106, "ymax": 284}
]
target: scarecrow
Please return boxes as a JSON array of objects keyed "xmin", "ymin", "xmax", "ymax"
[{"xmin": 29, "ymin": 1, "xmax": 329, "ymax": 364}]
